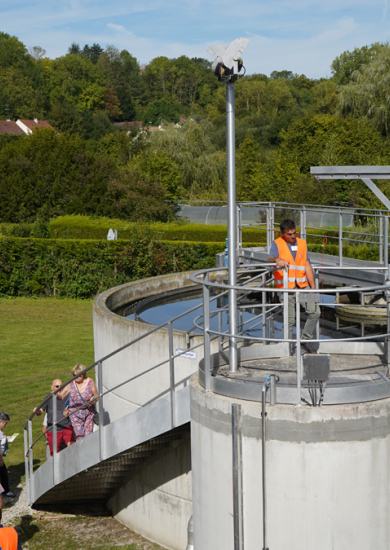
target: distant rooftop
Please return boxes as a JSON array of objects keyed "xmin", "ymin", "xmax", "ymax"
[
  {"xmin": 0, "ymin": 120, "xmax": 25, "ymax": 135},
  {"xmin": 0, "ymin": 118, "xmax": 57, "ymax": 135}
]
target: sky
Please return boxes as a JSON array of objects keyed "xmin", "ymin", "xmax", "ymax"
[{"xmin": 1, "ymin": 0, "xmax": 390, "ymax": 78}]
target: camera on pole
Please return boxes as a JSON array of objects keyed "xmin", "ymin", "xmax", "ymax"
[
  {"xmin": 207, "ymin": 37, "xmax": 250, "ymax": 82},
  {"xmin": 207, "ymin": 38, "xmax": 250, "ymax": 373}
]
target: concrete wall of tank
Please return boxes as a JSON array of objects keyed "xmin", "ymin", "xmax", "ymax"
[
  {"xmin": 93, "ymin": 271, "xmax": 210, "ymax": 550},
  {"xmin": 93, "ymin": 271, "xmax": 204, "ymax": 423},
  {"xmin": 108, "ymin": 430, "xmax": 191, "ymax": 550},
  {"xmin": 190, "ymin": 374, "xmax": 390, "ymax": 550}
]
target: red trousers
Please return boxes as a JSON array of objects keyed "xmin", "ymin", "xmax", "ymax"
[{"xmin": 46, "ymin": 426, "xmax": 74, "ymax": 455}]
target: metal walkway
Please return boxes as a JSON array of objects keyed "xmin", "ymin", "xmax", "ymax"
[
  {"xmin": 31, "ymin": 394, "xmax": 190, "ymax": 505},
  {"xmin": 240, "ymin": 246, "xmax": 388, "ymax": 286}
]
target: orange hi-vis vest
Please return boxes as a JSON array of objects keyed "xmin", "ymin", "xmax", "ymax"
[
  {"xmin": 0, "ymin": 527, "xmax": 19, "ymax": 550},
  {"xmin": 273, "ymin": 237, "xmax": 308, "ymax": 289}
]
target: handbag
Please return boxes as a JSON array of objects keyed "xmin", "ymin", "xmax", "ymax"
[{"xmin": 75, "ymin": 381, "xmax": 99, "ymax": 425}]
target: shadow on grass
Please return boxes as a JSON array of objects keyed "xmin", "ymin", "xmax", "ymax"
[{"xmin": 14, "ymin": 514, "xmax": 40, "ymax": 546}]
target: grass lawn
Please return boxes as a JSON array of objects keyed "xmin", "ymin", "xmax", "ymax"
[
  {"xmin": 0, "ymin": 297, "xmax": 166, "ymax": 549},
  {"xmin": 0, "ymin": 296, "xmax": 95, "ymax": 483}
]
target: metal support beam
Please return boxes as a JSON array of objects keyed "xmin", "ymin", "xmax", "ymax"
[
  {"xmin": 203, "ymin": 273, "xmax": 211, "ymax": 391},
  {"xmin": 226, "ymin": 82, "xmax": 238, "ymax": 372},
  {"xmin": 52, "ymin": 393, "xmax": 58, "ymax": 485},
  {"xmin": 168, "ymin": 321, "xmax": 176, "ymax": 428},
  {"xmin": 310, "ymin": 166, "xmax": 390, "ymax": 211},
  {"xmin": 98, "ymin": 361, "xmax": 104, "ymax": 462},
  {"xmin": 361, "ymin": 179, "xmax": 390, "ymax": 212},
  {"xmin": 232, "ymin": 404, "xmax": 244, "ymax": 550}
]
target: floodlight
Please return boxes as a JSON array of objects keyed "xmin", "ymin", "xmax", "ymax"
[{"xmin": 207, "ymin": 37, "xmax": 250, "ymax": 82}]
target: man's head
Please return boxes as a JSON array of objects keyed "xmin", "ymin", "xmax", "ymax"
[
  {"xmin": 0, "ymin": 412, "xmax": 9, "ymax": 431},
  {"xmin": 280, "ymin": 219, "xmax": 296, "ymax": 244},
  {"xmin": 51, "ymin": 379, "xmax": 62, "ymax": 393}
]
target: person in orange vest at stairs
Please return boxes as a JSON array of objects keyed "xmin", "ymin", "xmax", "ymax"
[
  {"xmin": 267, "ymin": 219, "xmax": 320, "ymax": 355},
  {"xmin": 0, "ymin": 496, "xmax": 23, "ymax": 549}
]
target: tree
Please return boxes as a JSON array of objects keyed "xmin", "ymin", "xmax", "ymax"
[
  {"xmin": 143, "ymin": 56, "xmax": 173, "ymax": 100},
  {"xmin": 29, "ymin": 46, "xmax": 46, "ymax": 60},
  {"xmin": 270, "ymin": 70, "xmax": 293, "ymax": 80},
  {"xmin": 0, "ymin": 129, "xmax": 115, "ymax": 222},
  {"xmin": 0, "ymin": 67, "xmax": 43, "ymax": 119},
  {"xmin": 48, "ymin": 53, "xmax": 106, "ymax": 111},
  {"xmin": 104, "ymin": 85, "xmax": 122, "ymax": 120},
  {"xmin": 337, "ymin": 45, "xmax": 390, "ymax": 136},
  {"xmin": 311, "ymin": 80, "xmax": 338, "ymax": 114},
  {"xmin": 82, "ymin": 43, "xmax": 104, "ymax": 64},
  {"xmin": 106, "ymin": 168, "xmax": 174, "ymax": 221},
  {"xmin": 143, "ymin": 98, "xmax": 179, "ymax": 125},
  {"xmin": 132, "ymin": 150, "xmax": 182, "ymax": 200},
  {"xmin": 98, "ymin": 47, "xmax": 145, "ymax": 120},
  {"xmin": 331, "ymin": 42, "xmax": 387, "ymax": 85},
  {"xmin": 0, "ymin": 32, "xmax": 30, "ymax": 70},
  {"xmin": 68, "ymin": 43, "xmax": 81, "ymax": 55},
  {"xmin": 263, "ymin": 79, "xmax": 295, "ymax": 116},
  {"xmin": 146, "ymin": 119, "xmax": 226, "ymax": 195},
  {"xmin": 79, "ymin": 82, "xmax": 106, "ymax": 112},
  {"xmin": 277, "ymin": 114, "xmax": 390, "ymax": 205}
]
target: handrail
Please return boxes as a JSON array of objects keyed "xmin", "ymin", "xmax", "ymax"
[{"xmin": 180, "ymin": 199, "xmax": 390, "ymax": 214}]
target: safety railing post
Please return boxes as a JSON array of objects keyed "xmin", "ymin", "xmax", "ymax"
[
  {"xmin": 237, "ymin": 205, "xmax": 242, "ymax": 252},
  {"xmin": 300, "ymin": 206, "xmax": 307, "ymax": 242},
  {"xmin": 24, "ymin": 428, "xmax": 30, "ymax": 505},
  {"xmin": 296, "ymin": 291, "xmax": 301, "ymax": 405},
  {"xmin": 262, "ymin": 274, "xmax": 268, "ymax": 344},
  {"xmin": 386, "ymin": 289, "xmax": 390, "ymax": 377},
  {"xmin": 218, "ymin": 310, "xmax": 223, "ymax": 352},
  {"xmin": 338, "ymin": 208, "xmax": 343, "ymax": 266},
  {"xmin": 380, "ymin": 214, "xmax": 384, "ymax": 264},
  {"xmin": 385, "ymin": 216, "xmax": 389, "ymax": 281},
  {"xmin": 52, "ymin": 393, "xmax": 58, "ymax": 485},
  {"xmin": 266, "ymin": 205, "xmax": 271, "ymax": 252},
  {"xmin": 270, "ymin": 203, "xmax": 275, "ymax": 249},
  {"xmin": 238, "ymin": 308, "xmax": 243, "ymax": 337},
  {"xmin": 168, "ymin": 321, "xmax": 176, "ymax": 428},
  {"xmin": 28, "ymin": 419, "xmax": 34, "ymax": 504},
  {"xmin": 314, "ymin": 267, "xmax": 320, "ymax": 342},
  {"xmin": 98, "ymin": 360, "xmax": 104, "ymax": 462},
  {"xmin": 283, "ymin": 269, "xmax": 289, "ymax": 348},
  {"xmin": 203, "ymin": 273, "xmax": 211, "ymax": 391}
]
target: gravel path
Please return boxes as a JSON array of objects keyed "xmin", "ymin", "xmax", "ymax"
[{"xmin": 2, "ymin": 483, "xmax": 35, "ymax": 526}]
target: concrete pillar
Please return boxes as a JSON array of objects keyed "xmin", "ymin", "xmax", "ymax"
[{"xmin": 190, "ymin": 375, "xmax": 390, "ymax": 550}]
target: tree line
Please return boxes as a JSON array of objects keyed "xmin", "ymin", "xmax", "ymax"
[{"xmin": 1, "ymin": 32, "xmax": 390, "ymax": 223}]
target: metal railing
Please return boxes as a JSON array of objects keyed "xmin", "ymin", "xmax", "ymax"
[
  {"xmin": 190, "ymin": 263, "xmax": 390, "ymax": 404},
  {"xmin": 235, "ymin": 201, "xmax": 390, "ymax": 267},
  {"xmin": 23, "ymin": 291, "xmax": 214, "ymax": 505},
  {"xmin": 23, "ymin": 267, "xmax": 273, "ymax": 505}
]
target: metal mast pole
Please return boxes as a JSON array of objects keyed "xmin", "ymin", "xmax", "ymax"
[{"xmin": 226, "ymin": 82, "xmax": 238, "ymax": 372}]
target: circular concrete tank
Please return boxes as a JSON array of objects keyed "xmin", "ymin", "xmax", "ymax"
[{"xmin": 190, "ymin": 374, "xmax": 390, "ymax": 550}]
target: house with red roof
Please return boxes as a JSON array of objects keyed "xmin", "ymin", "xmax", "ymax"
[
  {"xmin": 0, "ymin": 120, "xmax": 25, "ymax": 135},
  {"xmin": 0, "ymin": 118, "xmax": 57, "ymax": 135},
  {"xmin": 16, "ymin": 118, "xmax": 56, "ymax": 135}
]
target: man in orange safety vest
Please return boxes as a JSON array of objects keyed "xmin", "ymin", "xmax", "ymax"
[{"xmin": 268, "ymin": 219, "xmax": 320, "ymax": 355}]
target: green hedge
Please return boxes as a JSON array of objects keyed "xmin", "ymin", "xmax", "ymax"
[
  {"xmin": 2, "ymin": 216, "xmax": 267, "ymax": 243},
  {"xmin": 0, "ymin": 237, "xmax": 225, "ymax": 298},
  {"xmin": 0, "ymin": 234, "xmax": 380, "ymax": 299}
]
